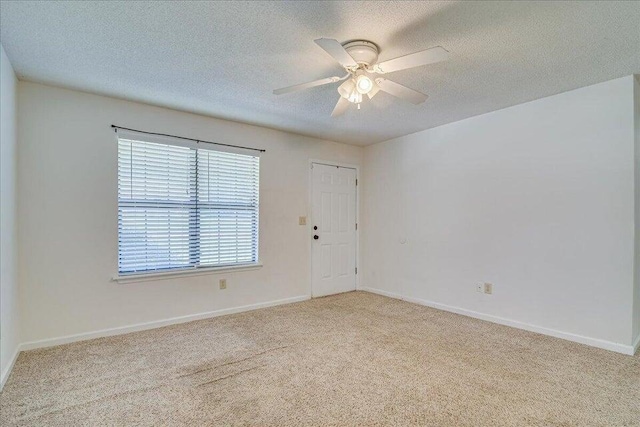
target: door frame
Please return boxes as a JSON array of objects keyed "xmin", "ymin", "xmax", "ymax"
[{"xmin": 308, "ymin": 159, "xmax": 360, "ymax": 297}]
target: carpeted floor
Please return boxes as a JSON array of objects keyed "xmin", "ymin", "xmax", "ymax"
[{"xmin": 1, "ymin": 291, "xmax": 638, "ymax": 426}]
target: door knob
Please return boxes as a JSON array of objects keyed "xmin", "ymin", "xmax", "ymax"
[{"xmin": 313, "ymin": 235, "xmax": 319, "ymax": 240}]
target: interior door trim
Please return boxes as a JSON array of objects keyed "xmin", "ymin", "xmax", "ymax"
[{"xmin": 308, "ymin": 159, "xmax": 360, "ymax": 297}]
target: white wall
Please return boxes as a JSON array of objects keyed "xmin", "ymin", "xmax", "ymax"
[
  {"xmin": 362, "ymin": 76, "xmax": 636, "ymax": 353},
  {"xmin": 17, "ymin": 82, "xmax": 362, "ymax": 345},
  {"xmin": 0, "ymin": 45, "xmax": 20, "ymax": 387}
]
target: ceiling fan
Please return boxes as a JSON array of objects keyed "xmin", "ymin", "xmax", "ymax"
[{"xmin": 273, "ymin": 38, "xmax": 449, "ymax": 117}]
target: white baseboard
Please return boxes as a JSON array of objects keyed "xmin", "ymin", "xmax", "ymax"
[
  {"xmin": 360, "ymin": 287, "xmax": 636, "ymax": 355},
  {"xmin": 5, "ymin": 290, "xmax": 634, "ymax": 388},
  {"xmin": 19, "ymin": 295, "xmax": 310, "ymax": 352},
  {"xmin": 0, "ymin": 346, "xmax": 21, "ymax": 391}
]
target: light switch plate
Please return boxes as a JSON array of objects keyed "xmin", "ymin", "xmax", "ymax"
[
  {"xmin": 299, "ymin": 216, "xmax": 307, "ymax": 225},
  {"xmin": 219, "ymin": 279, "xmax": 227, "ymax": 290},
  {"xmin": 484, "ymin": 283, "xmax": 493, "ymax": 294}
]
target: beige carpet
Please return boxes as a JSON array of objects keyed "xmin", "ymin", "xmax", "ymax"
[{"xmin": 1, "ymin": 291, "xmax": 638, "ymax": 426}]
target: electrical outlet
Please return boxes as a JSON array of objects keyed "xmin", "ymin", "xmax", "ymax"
[
  {"xmin": 484, "ymin": 283, "xmax": 493, "ymax": 295},
  {"xmin": 219, "ymin": 279, "xmax": 227, "ymax": 290},
  {"xmin": 476, "ymin": 283, "xmax": 484, "ymax": 293},
  {"xmin": 299, "ymin": 216, "xmax": 307, "ymax": 225}
]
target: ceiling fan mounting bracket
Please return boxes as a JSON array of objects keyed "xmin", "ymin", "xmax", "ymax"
[{"xmin": 342, "ymin": 40, "xmax": 379, "ymax": 67}]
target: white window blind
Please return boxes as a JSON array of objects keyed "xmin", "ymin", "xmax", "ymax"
[{"xmin": 117, "ymin": 134, "xmax": 260, "ymax": 275}]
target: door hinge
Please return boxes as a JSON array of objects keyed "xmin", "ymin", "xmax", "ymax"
[
  {"xmin": 355, "ymin": 223, "xmax": 358, "ymax": 230},
  {"xmin": 356, "ymin": 179, "xmax": 358, "ymax": 186},
  {"xmin": 355, "ymin": 267, "xmax": 358, "ymax": 275}
]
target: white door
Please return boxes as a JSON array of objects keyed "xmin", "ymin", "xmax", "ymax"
[{"xmin": 311, "ymin": 163, "xmax": 357, "ymax": 297}]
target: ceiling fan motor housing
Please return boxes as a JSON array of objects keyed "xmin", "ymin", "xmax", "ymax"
[{"xmin": 343, "ymin": 40, "xmax": 379, "ymax": 66}]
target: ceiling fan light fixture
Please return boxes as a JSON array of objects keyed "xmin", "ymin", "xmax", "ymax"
[
  {"xmin": 355, "ymin": 75, "xmax": 373, "ymax": 94},
  {"xmin": 338, "ymin": 79, "xmax": 356, "ymax": 98},
  {"xmin": 367, "ymin": 83, "xmax": 380, "ymax": 99},
  {"xmin": 348, "ymin": 90, "xmax": 362, "ymax": 104}
]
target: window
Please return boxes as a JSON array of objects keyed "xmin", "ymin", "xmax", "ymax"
[{"xmin": 117, "ymin": 130, "xmax": 260, "ymax": 275}]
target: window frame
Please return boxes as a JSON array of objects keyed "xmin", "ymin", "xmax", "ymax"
[{"xmin": 113, "ymin": 129, "xmax": 261, "ymax": 282}]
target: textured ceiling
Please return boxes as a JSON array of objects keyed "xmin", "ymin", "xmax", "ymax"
[{"xmin": 1, "ymin": 1, "xmax": 639, "ymax": 146}]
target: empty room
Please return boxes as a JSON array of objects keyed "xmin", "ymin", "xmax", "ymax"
[{"xmin": 1, "ymin": 1, "xmax": 639, "ymax": 425}]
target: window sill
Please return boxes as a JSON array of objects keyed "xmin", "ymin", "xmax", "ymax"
[{"xmin": 112, "ymin": 263, "xmax": 263, "ymax": 284}]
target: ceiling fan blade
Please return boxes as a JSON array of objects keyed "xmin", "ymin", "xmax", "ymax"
[
  {"xmin": 331, "ymin": 96, "xmax": 351, "ymax": 117},
  {"xmin": 367, "ymin": 82, "xmax": 381, "ymax": 99},
  {"xmin": 375, "ymin": 78, "xmax": 428, "ymax": 104},
  {"xmin": 314, "ymin": 38, "xmax": 358, "ymax": 69},
  {"xmin": 373, "ymin": 46, "xmax": 449, "ymax": 74},
  {"xmin": 273, "ymin": 76, "xmax": 341, "ymax": 95}
]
